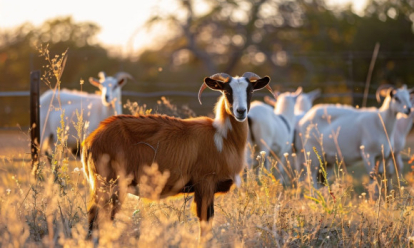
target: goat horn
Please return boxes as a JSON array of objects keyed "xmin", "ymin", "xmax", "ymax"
[
  {"xmin": 266, "ymin": 85, "xmax": 277, "ymax": 99},
  {"xmin": 198, "ymin": 83, "xmax": 208, "ymax": 105},
  {"xmin": 295, "ymin": 86, "xmax": 303, "ymax": 95},
  {"xmin": 243, "ymin": 72, "xmax": 275, "ymax": 98},
  {"xmin": 209, "ymin": 73, "xmax": 232, "ymax": 82},
  {"xmin": 376, "ymin": 84, "xmax": 395, "ymax": 103},
  {"xmin": 114, "ymin": 72, "xmax": 136, "ymax": 83},
  {"xmin": 198, "ymin": 73, "xmax": 232, "ymax": 105},
  {"xmin": 98, "ymin": 71, "xmax": 106, "ymax": 82},
  {"xmin": 242, "ymin": 72, "xmax": 275, "ymax": 99},
  {"xmin": 242, "ymin": 72, "xmax": 261, "ymax": 81}
]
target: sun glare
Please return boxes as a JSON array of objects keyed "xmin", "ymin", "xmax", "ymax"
[{"xmin": 326, "ymin": 0, "xmax": 368, "ymax": 13}]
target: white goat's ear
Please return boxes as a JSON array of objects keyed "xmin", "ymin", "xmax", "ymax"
[
  {"xmin": 388, "ymin": 88, "xmax": 396, "ymax": 98},
  {"xmin": 294, "ymin": 87, "xmax": 303, "ymax": 96},
  {"xmin": 89, "ymin": 77, "xmax": 101, "ymax": 88},
  {"xmin": 252, "ymin": 76, "xmax": 270, "ymax": 91},
  {"xmin": 378, "ymin": 88, "xmax": 390, "ymax": 98},
  {"xmin": 204, "ymin": 77, "xmax": 225, "ymax": 91},
  {"xmin": 264, "ymin": 95, "xmax": 277, "ymax": 106},
  {"xmin": 117, "ymin": 78, "xmax": 126, "ymax": 87},
  {"xmin": 98, "ymin": 71, "xmax": 106, "ymax": 81},
  {"xmin": 376, "ymin": 84, "xmax": 395, "ymax": 102},
  {"xmin": 114, "ymin": 72, "xmax": 134, "ymax": 86},
  {"xmin": 308, "ymin": 88, "xmax": 321, "ymax": 101}
]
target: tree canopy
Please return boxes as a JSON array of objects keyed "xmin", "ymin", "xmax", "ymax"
[{"xmin": 1, "ymin": 0, "xmax": 414, "ymax": 127}]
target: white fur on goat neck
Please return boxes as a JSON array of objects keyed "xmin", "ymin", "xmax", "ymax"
[{"xmin": 213, "ymin": 106, "xmax": 232, "ymax": 152}]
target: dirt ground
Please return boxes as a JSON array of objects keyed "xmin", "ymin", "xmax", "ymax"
[{"xmin": 0, "ymin": 129, "xmax": 32, "ymax": 159}]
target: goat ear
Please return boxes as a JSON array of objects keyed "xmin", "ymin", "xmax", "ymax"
[
  {"xmin": 308, "ymin": 88, "xmax": 321, "ymax": 101},
  {"xmin": 389, "ymin": 88, "xmax": 396, "ymax": 98},
  {"xmin": 204, "ymin": 77, "xmax": 225, "ymax": 91},
  {"xmin": 117, "ymin": 78, "xmax": 126, "ymax": 87},
  {"xmin": 378, "ymin": 88, "xmax": 390, "ymax": 98},
  {"xmin": 89, "ymin": 77, "xmax": 101, "ymax": 88},
  {"xmin": 264, "ymin": 95, "xmax": 277, "ymax": 106},
  {"xmin": 252, "ymin": 76, "xmax": 270, "ymax": 91},
  {"xmin": 295, "ymin": 87, "xmax": 303, "ymax": 96}
]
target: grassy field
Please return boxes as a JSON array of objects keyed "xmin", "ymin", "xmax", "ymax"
[{"xmin": 1, "ymin": 128, "xmax": 414, "ymax": 247}]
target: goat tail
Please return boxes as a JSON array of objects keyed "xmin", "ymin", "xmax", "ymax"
[{"xmin": 81, "ymin": 142, "xmax": 97, "ymax": 194}]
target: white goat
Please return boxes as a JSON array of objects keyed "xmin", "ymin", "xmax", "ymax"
[
  {"xmin": 389, "ymin": 94, "xmax": 414, "ymax": 173},
  {"xmin": 265, "ymin": 88, "xmax": 321, "ymax": 124},
  {"xmin": 81, "ymin": 72, "xmax": 273, "ymax": 239},
  {"xmin": 40, "ymin": 71, "xmax": 133, "ymax": 154},
  {"xmin": 247, "ymin": 87, "xmax": 302, "ymax": 171},
  {"xmin": 295, "ymin": 85, "xmax": 412, "ymax": 187}
]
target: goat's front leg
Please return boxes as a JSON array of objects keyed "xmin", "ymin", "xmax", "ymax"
[
  {"xmin": 361, "ymin": 151, "xmax": 383, "ymax": 198},
  {"xmin": 361, "ymin": 148, "xmax": 375, "ymax": 177},
  {"xmin": 394, "ymin": 152, "xmax": 404, "ymax": 174}
]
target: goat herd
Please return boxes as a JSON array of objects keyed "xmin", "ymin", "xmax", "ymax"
[
  {"xmin": 248, "ymin": 82, "xmax": 414, "ymax": 187},
  {"xmin": 38, "ymin": 71, "xmax": 414, "ymax": 240}
]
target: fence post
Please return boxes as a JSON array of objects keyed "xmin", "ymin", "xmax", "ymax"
[{"xmin": 30, "ymin": 70, "xmax": 40, "ymax": 176}]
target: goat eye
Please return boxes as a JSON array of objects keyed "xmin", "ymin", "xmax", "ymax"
[{"xmin": 394, "ymin": 97, "xmax": 400, "ymax": 102}]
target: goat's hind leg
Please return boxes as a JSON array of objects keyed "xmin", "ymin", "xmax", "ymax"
[
  {"xmin": 87, "ymin": 198, "xmax": 99, "ymax": 239},
  {"xmin": 86, "ymin": 187, "xmax": 112, "ymax": 239},
  {"xmin": 109, "ymin": 182, "xmax": 129, "ymax": 222},
  {"xmin": 86, "ymin": 180, "xmax": 125, "ymax": 239}
]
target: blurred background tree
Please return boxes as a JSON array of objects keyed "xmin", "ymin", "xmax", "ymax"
[{"xmin": 1, "ymin": 0, "xmax": 414, "ymax": 127}]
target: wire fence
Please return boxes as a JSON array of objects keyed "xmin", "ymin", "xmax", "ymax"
[
  {"xmin": 0, "ymin": 88, "xmax": 377, "ymax": 99},
  {"xmin": 0, "ymin": 80, "xmax": 376, "ymax": 98},
  {"xmin": 0, "ymin": 81, "xmax": 379, "ymax": 130}
]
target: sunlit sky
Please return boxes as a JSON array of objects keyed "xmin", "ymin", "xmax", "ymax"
[{"xmin": 0, "ymin": 0, "xmax": 368, "ymax": 55}]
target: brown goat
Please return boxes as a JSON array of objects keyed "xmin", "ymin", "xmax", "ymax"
[{"xmin": 81, "ymin": 72, "xmax": 272, "ymax": 239}]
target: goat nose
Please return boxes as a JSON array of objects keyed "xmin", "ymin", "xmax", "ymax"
[
  {"xmin": 406, "ymin": 108, "xmax": 411, "ymax": 115},
  {"xmin": 237, "ymin": 108, "xmax": 246, "ymax": 114}
]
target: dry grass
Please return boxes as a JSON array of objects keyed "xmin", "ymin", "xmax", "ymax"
[{"xmin": 2, "ymin": 144, "xmax": 414, "ymax": 247}]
